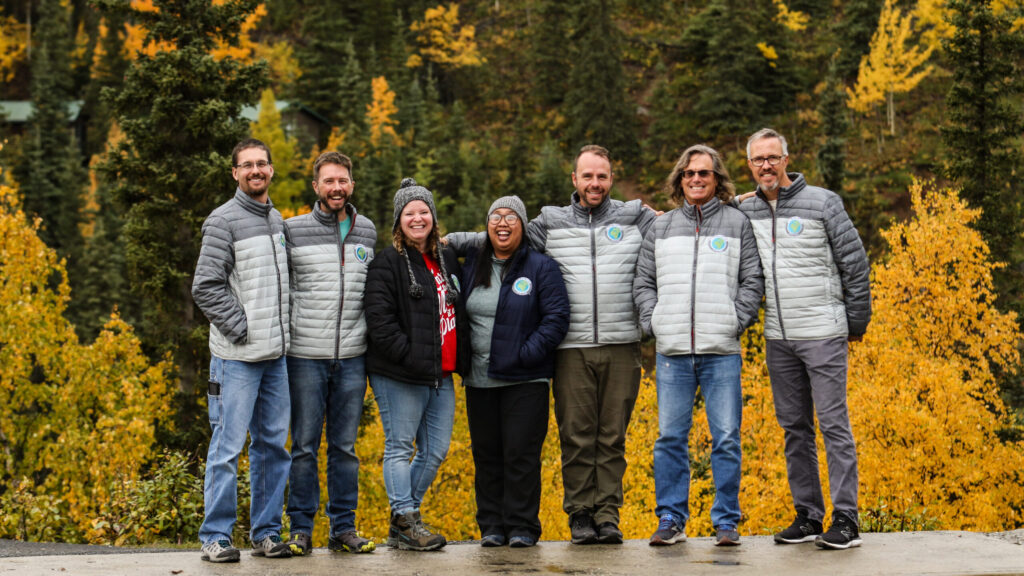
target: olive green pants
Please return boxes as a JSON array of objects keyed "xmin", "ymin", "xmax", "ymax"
[{"xmin": 553, "ymin": 343, "xmax": 642, "ymax": 526}]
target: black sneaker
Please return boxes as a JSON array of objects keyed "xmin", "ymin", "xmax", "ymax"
[
  {"xmin": 774, "ymin": 512, "xmax": 823, "ymax": 544},
  {"xmin": 596, "ymin": 522, "xmax": 623, "ymax": 544},
  {"xmin": 569, "ymin": 511, "xmax": 598, "ymax": 545},
  {"xmin": 287, "ymin": 532, "xmax": 311, "ymax": 556},
  {"xmin": 816, "ymin": 512, "xmax": 862, "ymax": 550}
]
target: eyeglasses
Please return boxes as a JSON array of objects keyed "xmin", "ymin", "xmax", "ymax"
[
  {"xmin": 683, "ymin": 169, "xmax": 714, "ymax": 179},
  {"xmin": 488, "ymin": 213, "xmax": 520, "ymax": 224},
  {"xmin": 234, "ymin": 160, "xmax": 271, "ymax": 170},
  {"xmin": 748, "ymin": 155, "xmax": 785, "ymax": 167}
]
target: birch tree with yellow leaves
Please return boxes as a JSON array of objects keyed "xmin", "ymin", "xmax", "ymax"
[{"xmin": 847, "ymin": 0, "xmax": 935, "ymax": 135}]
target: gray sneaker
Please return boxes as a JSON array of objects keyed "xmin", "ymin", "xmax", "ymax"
[
  {"xmin": 649, "ymin": 515, "xmax": 686, "ymax": 546},
  {"xmin": 287, "ymin": 532, "xmax": 312, "ymax": 556},
  {"xmin": 329, "ymin": 530, "xmax": 376, "ymax": 553},
  {"xmin": 252, "ymin": 534, "xmax": 292, "ymax": 558},
  {"xmin": 715, "ymin": 527, "xmax": 741, "ymax": 546},
  {"xmin": 200, "ymin": 539, "xmax": 240, "ymax": 563}
]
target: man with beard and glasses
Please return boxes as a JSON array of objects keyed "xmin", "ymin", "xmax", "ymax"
[
  {"xmin": 738, "ymin": 128, "xmax": 871, "ymax": 550},
  {"xmin": 193, "ymin": 138, "xmax": 292, "ymax": 562},
  {"xmin": 282, "ymin": 152, "xmax": 377, "ymax": 556}
]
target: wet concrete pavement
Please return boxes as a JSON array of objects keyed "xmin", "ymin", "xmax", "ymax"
[{"xmin": 1, "ymin": 532, "xmax": 1022, "ymax": 576}]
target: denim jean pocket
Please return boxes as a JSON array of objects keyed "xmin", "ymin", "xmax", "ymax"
[{"xmin": 207, "ymin": 392, "xmax": 221, "ymax": 426}]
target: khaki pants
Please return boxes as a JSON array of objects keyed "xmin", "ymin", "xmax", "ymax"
[{"xmin": 553, "ymin": 343, "xmax": 642, "ymax": 525}]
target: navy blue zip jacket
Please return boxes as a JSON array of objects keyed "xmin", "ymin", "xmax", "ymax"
[{"xmin": 457, "ymin": 243, "xmax": 570, "ymax": 381}]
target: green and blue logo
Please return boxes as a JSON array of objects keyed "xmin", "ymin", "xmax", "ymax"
[
  {"xmin": 709, "ymin": 236, "xmax": 728, "ymax": 252},
  {"xmin": 606, "ymin": 226, "xmax": 623, "ymax": 242},
  {"xmin": 354, "ymin": 244, "xmax": 368, "ymax": 262},
  {"xmin": 512, "ymin": 277, "xmax": 533, "ymax": 295},
  {"xmin": 786, "ymin": 217, "xmax": 803, "ymax": 236}
]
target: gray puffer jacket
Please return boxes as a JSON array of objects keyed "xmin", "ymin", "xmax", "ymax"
[
  {"xmin": 285, "ymin": 201, "xmax": 377, "ymax": 360},
  {"xmin": 738, "ymin": 173, "xmax": 871, "ymax": 340},
  {"xmin": 192, "ymin": 189, "xmax": 290, "ymax": 362},
  {"xmin": 634, "ymin": 197, "xmax": 763, "ymax": 355},
  {"xmin": 526, "ymin": 192, "xmax": 656, "ymax": 348}
]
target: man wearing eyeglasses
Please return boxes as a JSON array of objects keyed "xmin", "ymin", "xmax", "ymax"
[
  {"xmin": 192, "ymin": 138, "xmax": 293, "ymax": 562},
  {"xmin": 281, "ymin": 152, "xmax": 377, "ymax": 556},
  {"xmin": 739, "ymin": 128, "xmax": 871, "ymax": 550}
]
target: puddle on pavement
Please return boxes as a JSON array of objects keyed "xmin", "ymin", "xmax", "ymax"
[{"xmin": 692, "ymin": 559, "xmax": 743, "ymax": 566}]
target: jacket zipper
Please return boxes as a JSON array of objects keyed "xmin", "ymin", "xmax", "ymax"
[
  {"xmin": 268, "ymin": 213, "xmax": 286, "ymax": 357},
  {"xmin": 690, "ymin": 205, "xmax": 701, "ymax": 354},
  {"xmin": 589, "ymin": 210, "xmax": 599, "ymax": 343},
  {"xmin": 769, "ymin": 201, "xmax": 787, "ymax": 340},
  {"xmin": 332, "ymin": 213, "xmax": 348, "ymax": 367}
]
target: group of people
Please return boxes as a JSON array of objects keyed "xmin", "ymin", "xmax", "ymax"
[{"xmin": 190, "ymin": 127, "xmax": 871, "ymax": 564}]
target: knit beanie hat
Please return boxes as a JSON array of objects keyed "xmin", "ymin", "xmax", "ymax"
[
  {"xmin": 392, "ymin": 177, "xmax": 459, "ymax": 306},
  {"xmin": 392, "ymin": 177, "xmax": 438, "ymax": 232},
  {"xmin": 487, "ymin": 195, "xmax": 528, "ymax": 227}
]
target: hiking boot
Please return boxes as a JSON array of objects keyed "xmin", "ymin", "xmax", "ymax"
[
  {"xmin": 569, "ymin": 511, "xmax": 598, "ymax": 545},
  {"xmin": 715, "ymin": 527, "xmax": 741, "ymax": 546},
  {"xmin": 200, "ymin": 539, "xmax": 240, "ymax": 563},
  {"xmin": 287, "ymin": 532, "xmax": 311, "ymax": 556},
  {"xmin": 649, "ymin": 515, "xmax": 686, "ymax": 546},
  {"xmin": 252, "ymin": 534, "xmax": 292, "ymax": 558},
  {"xmin": 392, "ymin": 511, "xmax": 446, "ymax": 551},
  {"xmin": 774, "ymin": 511, "xmax": 823, "ymax": 544},
  {"xmin": 596, "ymin": 522, "xmax": 623, "ymax": 544},
  {"xmin": 816, "ymin": 512, "xmax": 863, "ymax": 550},
  {"xmin": 329, "ymin": 530, "xmax": 376, "ymax": 553},
  {"xmin": 387, "ymin": 514, "xmax": 400, "ymax": 548},
  {"xmin": 480, "ymin": 533, "xmax": 506, "ymax": 547}
]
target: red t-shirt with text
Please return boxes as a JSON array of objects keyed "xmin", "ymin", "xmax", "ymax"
[{"xmin": 423, "ymin": 253, "xmax": 456, "ymax": 375}]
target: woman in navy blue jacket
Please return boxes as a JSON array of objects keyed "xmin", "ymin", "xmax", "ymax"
[{"xmin": 457, "ymin": 195, "xmax": 570, "ymax": 548}]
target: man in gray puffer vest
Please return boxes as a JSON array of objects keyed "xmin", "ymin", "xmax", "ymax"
[
  {"xmin": 527, "ymin": 145, "xmax": 656, "ymax": 545},
  {"xmin": 739, "ymin": 128, "xmax": 871, "ymax": 551},
  {"xmin": 193, "ymin": 138, "xmax": 292, "ymax": 562},
  {"xmin": 283, "ymin": 152, "xmax": 377, "ymax": 556}
]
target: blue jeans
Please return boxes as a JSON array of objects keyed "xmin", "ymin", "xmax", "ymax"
[
  {"xmin": 369, "ymin": 374, "xmax": 455, "ymax": 515},
  {"xmin": 653, "ymin": 353, "xmax": 742, "ymax": 530},
  {"xmin": 200, "ymin": 355, "xmax": 291, "ymax": 544},
  {"xmin": 286, "ymin": 355, "xmax": 367, "ymax": 536}
]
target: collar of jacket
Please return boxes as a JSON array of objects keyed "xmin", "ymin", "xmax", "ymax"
[
  {"xmin": 312, "ymin": 199, "xmax": 357, "ymax": 227},
  {"xmin": 680, "ymin": 196, "xmax": 722, "ymax": 221},
  {"xmin": 757, "ymin": 172, "xmax": 806, "ymax": 203},
  {"xmin": 570, "ymin": 191, "xmax": 612, "ymax": 219},
  {"xmin": 233, "ymin": 188, "xmax": 274, "ymax": 216}
]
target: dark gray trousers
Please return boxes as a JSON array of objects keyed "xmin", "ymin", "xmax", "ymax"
[{"xmin": 766, "ymin": 337, "xmax": 859, "ymax": 522}]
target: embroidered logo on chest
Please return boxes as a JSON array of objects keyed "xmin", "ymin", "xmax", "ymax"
[
  {"xmin": 606, "ymin": 226, "xmax": 624, "ymax": 242},
  {"xmin": 709, "ymin": 236, "xmax": 728, "ymax": 252},
  {"xmin": 354, "ymin": 244, "xmax": 369, "ymax": 262},
  {"xmin": 785, "ymin": 217, "xmax": 803, "ymax": 236},
  {"xmin": 512, "ymin": 277, "xmax": 533, "ymax": 296}
]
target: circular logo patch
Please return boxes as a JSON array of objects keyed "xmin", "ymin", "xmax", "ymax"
[
  {"xmin": 451, "ymin": 274, "xmax": 461, "ymax": 291},
  {"xmin": 354, "ymin": 244, "xmax": 369, "ymax": 262},
  {"xmin": 512, "ymin": 277, "xmax": 533, "ymax": 296},
  {"xmin": 786, "ymin": 217, "xmax": 803, "ymax": 236},
  {"xmin": 606, "ymin": 226, "xmax": 623, "ymax": 242},
  {"xmin": 709, "ymin": 236, "xmax": 728, "ymax": 252},
  {"xmin": 278, "ymin": 234, "xmax": 286, "ymax": 248}
]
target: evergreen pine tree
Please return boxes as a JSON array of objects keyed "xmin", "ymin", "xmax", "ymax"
[
  {"xmin": 562, "ymin": 0, "xmax": 639, "ymax": 164},
  {"xmin": 530, "ymin": 0, "xmax": 572, "ymax": 108},
  {"xmin": 833, "ymin": 0, "xmax": 884, "ymax": 82},
  {"xmin": 17, "ymin": 0, "xmax": 85, "ymax": 260},
  {"xmin": 942, "ymin": 0, "xmax": 1024, "ymax": 308},
  {"xmin": 95, "ymin": 0, "xmax": 268, "ymax": 445},
  {"xmin": 817, "ymin": 55, "xmax": 850, "ymax": 195},
  {"xmin": 293, "ymin": 0, "xmax": 353, "ymax": 125}
]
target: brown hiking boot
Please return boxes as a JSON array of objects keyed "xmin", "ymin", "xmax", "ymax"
[{"xmin": 391, "ymin": 511, "xmax": 446, "ymax": 551}]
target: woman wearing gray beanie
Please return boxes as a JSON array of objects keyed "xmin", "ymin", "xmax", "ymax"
[
  {"xmin": 364, "ymin": 178, "xmax": 463, "ymax": 551},
  {"xmin": 457, "ymin": 195, "xmax": 570, "ymax": 547}
]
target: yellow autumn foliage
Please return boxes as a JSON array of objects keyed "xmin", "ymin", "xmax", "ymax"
[
  {"xmin": 367, "ymin": 76, "xmax": 401, "ymax": 148},
  {"xmin": 0, "ymin": 10, "xmax": 27, "ymax": 82},
  {"xmin": 847, "ymin": 0, "xmax": 935, "ymax": 134},
  {"xmin": 407, "ymin": 3, "xmax": 485, "ymax": 69},
  {"xmin": 0, "ymin": 173, "xmax": 176, "ymax": 540}
]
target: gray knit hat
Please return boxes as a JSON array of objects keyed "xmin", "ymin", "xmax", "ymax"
[
  {"xmin": 393, "ymin": 177, "xmax": 438, "ymax": 231},
  {"xmin": 487, "ymin": 195, "xmax": 528, "ymax": 227}
]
